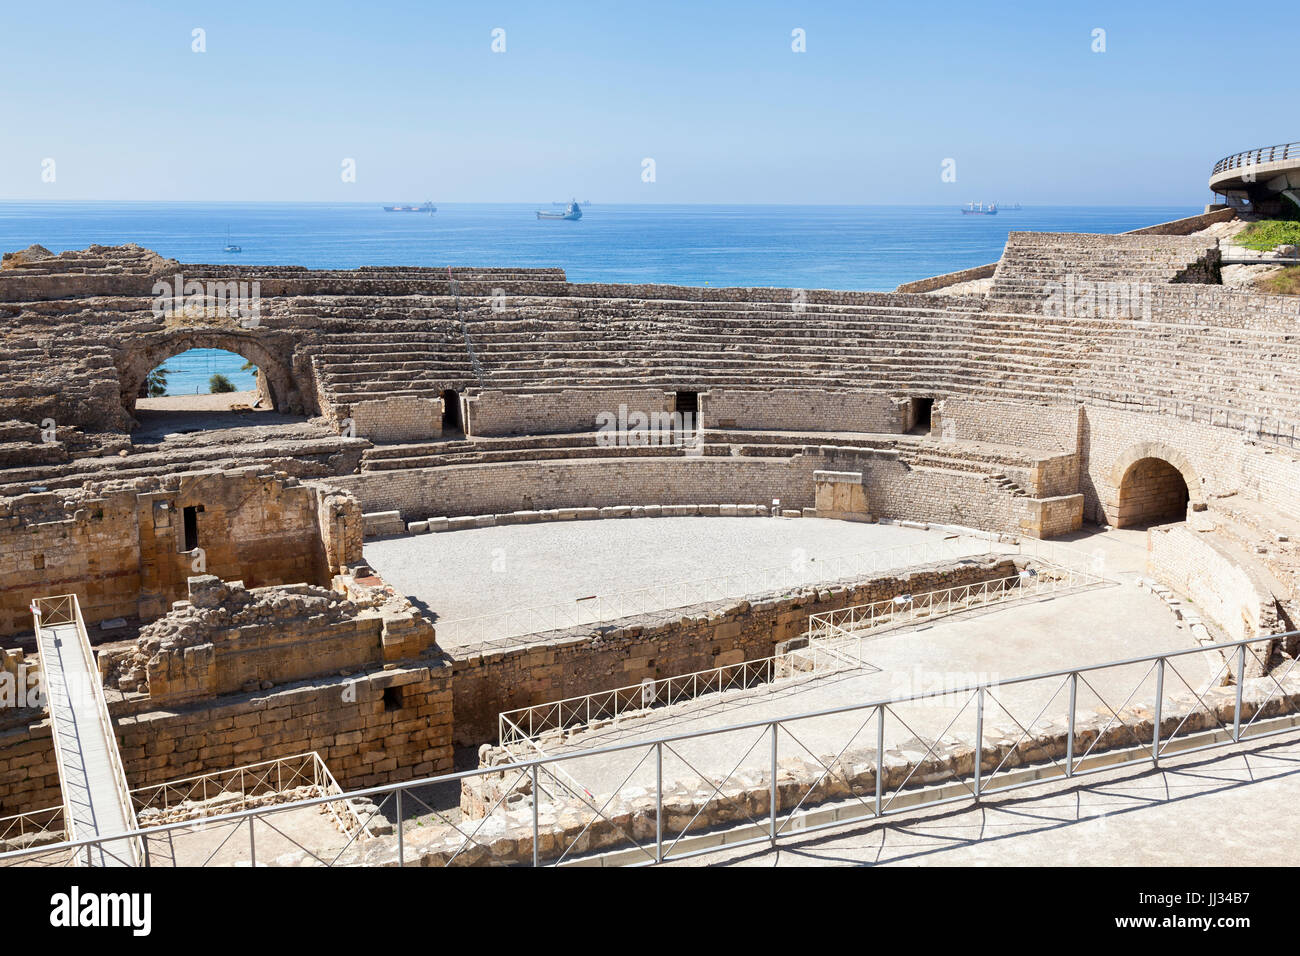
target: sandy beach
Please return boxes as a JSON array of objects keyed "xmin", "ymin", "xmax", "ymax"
[{"xmin": 135, "ymin": 390, "xmax": 261, "ymax": 412}]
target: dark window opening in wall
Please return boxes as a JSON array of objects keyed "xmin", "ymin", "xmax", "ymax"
[
  {"xmin": 383, "ymin": 686, "xmax": 403, "ymax": 712},
  {"xmin": 182, "ymin": 504, "xmax": 204, "ymax": 552},
  {"xmin": 441, "ymin": 389, "xmax": 462, "ymax": 432},
  {"xmin": 674, "ymin": 391, "xmax": 699, "ymax": 416},
  {"xmin": 33, "ymin": 554, "xmax": 44, "ymax": 571},
  {"xmin": 913, "ymin": 397, "xmax": 935, "ymax": 433}
]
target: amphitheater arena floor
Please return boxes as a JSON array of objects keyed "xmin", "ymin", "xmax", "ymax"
[{"xmin": 364, "ymin": 516, "xmax": 999, "ymax": 647}]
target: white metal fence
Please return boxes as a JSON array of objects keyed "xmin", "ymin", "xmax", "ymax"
[
  {"xmin": 4, "ymin": 629, "xmax": 1297, "ymax": 868},
  {"xmin": 498, "ymin": 641, "xmax": 850, "ymax": 748},
  {"xmin": 808, "ymin": 562, "xmax": 1104, "ymax": 649}
]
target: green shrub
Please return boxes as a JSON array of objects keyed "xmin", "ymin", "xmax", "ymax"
[
  {"xmin": 1234, "ymin": 220, "xmax": 1300, "ymax": 251},
  {"xmin": 209, "ymin": 374, "xmax": 237, "ymax": 394}
]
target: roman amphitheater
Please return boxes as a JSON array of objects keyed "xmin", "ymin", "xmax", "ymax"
[{"xmin": 3, "ymin": 178, "xmax": 1300, "ymax": 867}]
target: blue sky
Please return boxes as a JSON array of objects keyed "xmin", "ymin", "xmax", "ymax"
[{"xmin": 0, "ymin": 0, "xmax": 1287, "ymax": 204}]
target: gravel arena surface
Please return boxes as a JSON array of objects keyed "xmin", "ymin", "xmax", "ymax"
[{"xmin": 363, "ymin": 517, "xmax": 992, "ymax": 645}]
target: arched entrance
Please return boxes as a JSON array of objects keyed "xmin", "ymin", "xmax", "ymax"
[
  {"xmin": 1105, "ymin": 441, "xmax": 1200, "ymax": 529},
  {"xmin": 118, "ymin": 333, "xmax": 298, "ymax": 420},
  {"xmin": 1115, "ymin": 457, "xmax": 1191, "ymax": 527}
]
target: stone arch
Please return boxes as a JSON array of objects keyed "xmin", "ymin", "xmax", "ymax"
[
  {"xmin": 1108, "ymin": 441, "xmax": 1199, "ymax": 528},
  {"xmin": 118, "ymin": 332, "xmax": 300, "ymax": 419}
]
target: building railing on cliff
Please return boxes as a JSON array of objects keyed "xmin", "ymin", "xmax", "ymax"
[
  {"xmin": 1212, "ymin": 141, "xmax": 1300, "ymax": 176},
  {"xmin": 3, "ymin": 627, "xmax": 1299, "ymax": 868}
]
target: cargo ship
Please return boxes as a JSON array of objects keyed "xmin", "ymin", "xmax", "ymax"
[
  {"xmin": 537, "ymin": 200, "xmax": 582, "ymax": 221},
  {"xmin": 383, "ymin": 202, "xmax": 436, "ymax": 213},
  {"xmin": 961, "ymin": 201, "xmax": 997, "ymax": 215}
]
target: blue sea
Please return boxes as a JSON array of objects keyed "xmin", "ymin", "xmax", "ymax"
[{"xmin": 0, "ymin": 201, "xmax": 1199, "ymax": 394}]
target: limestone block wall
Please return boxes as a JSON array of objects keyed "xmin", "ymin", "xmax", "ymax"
[
  {"xmin": 0, "ymin": 470, "xmax": 356, "ymax": 638},
  {"xmin": 934, "ymin": 400, "xmax": 1080, "ymax": 453},
  {"xmin": 449, "ymin": 556, "xmax": 1019, "ymax": 745},
  {"xmin": 326, "ymin": 456, "xmax": 822, "ymax": 520},
  {"xmin": 330, "ymin": 448, "xmax": 1084, "ymax": 539},
  {"xmin": 463, "ymin": 389, "xmax": 671, "ymax": 437},
  {"xmin": 1078, "ymin": 407, "xmax": 1238, "ymax": 526},
  {"xmin": 895, "ymin": 262, "xmax": 998, "ymax": 294},
  {"xmin": 350, "ymin": 396, "xmax": 443, "ymax": 442},
  {"xmin": 1237, "ymin": 445, "xmax": 1300, "ymax": 522},
  {"xmin": 818, "ymin": 447, "xmax": 1082, "ymax": 538},
  {"xmin": 700, "ymin": 389, "xmax": 906, "ymax": 433},
  {"xmin": 1147, "ymin": 524, "xmax": 1281, "ymax": 643},
  {"xmin": 814, "ymin": 470, "xmax": 871, "ymax": 520},
  {"xmin": 0, "ymin": 663, "xmax": 456, "ymax": 817},
  {"xmin": 1148, "ymin": 286, "xmax": 1300, "ymax": 332},
  {"xmin": 0, "ymin": 490, "xmax": 143, "ymax": 637}
]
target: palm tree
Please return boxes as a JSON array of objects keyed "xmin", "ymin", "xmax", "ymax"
[{"xmin": 146, "ymin": 366, "xmax": 170, "ymax": 397}]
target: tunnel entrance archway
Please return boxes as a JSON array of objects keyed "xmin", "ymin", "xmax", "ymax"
[
  {"xmin": 119, "ymin": 333, "xmax": 299, "ymax": 421},
  {"xmin": 1115, "ymin": 457, "xmax": 1191, "ymax": 528}
]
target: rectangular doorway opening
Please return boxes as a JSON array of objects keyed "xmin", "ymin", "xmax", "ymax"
[
  {"xmin": 182, "ymin": 504, "xmax": 204, "ymax": 552},
  {"xmin": 912, "ymin": 397, "xmax": 934, "ymax": 434},
  {"xmin": 441, "ymin": 390, "xmax": 462, "ymax": 432},
  {"xmin": 673, "ymin": 390, "xmax": 699, "ymax": 433}
]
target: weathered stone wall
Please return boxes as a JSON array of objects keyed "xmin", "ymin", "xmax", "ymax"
[
  {"xmin": 0, "ymin": 470, "xmax": 362, "ymax": 638},
  {"xmin": 0, "ymin": 663, "xmax": 455, "ymax": 817},
  {"xmin": 700, "ymin": 389, "xmax": 906, "ymax": 433},
  {"xmin": 107, "ymin": 576, "xmax": 436, "ymax": 703},
  {"xmin": 350, "ymin": 396, "xmax": 443, "ymax": 442},
  {"xmin": 464, "ymin": 389, "xmax": 671, "ymax": 437},
  {"xmin": 448, "ymin": 556, "xmax": 1019, "ymax": 745},
  {"xmin": 328, "ymin": 456, "xmax": 822, "ymax": 520},
  {"xmin": 331, "ymin": 448, "xmax": 1082, "ymax": 539},
  {"xmin": 1147, "ymin": 524, "xmax": 1281, "ymax": 643},
  {"xmin": 935, "ymin": 400, "xmax": 1080, "ymax": 453},
  {"xmin": 1078, "ymin": 407, "xmax": 1229, "ymax": 526},
  {"xmin": 895, "ymin": 262, "xmax": 998, "ymax": 294},
  {"xmin": 818, "ymin": 447, "xmax": 1082, "ymax": 538}
]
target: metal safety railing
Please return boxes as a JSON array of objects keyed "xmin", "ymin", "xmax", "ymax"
[
  {"xmin": 1212, "ymin": 141, "xmax": 1300, "ymax": 176},
  {"xmin": 808, "ymin": 563, "xmax": 1105, "ymax": 648},
  {"xmin": 0, "ymin": 806, "xmax": 65, "ymax": 852},
  {"xmin": 4, "ymin": 628, "xmax": 1298, "ymax": 868},
  {"xmin": 498, "ymin": 641, "xmax": 851, "ymax": 748},
  {"xmin": 130, "ymin": 752, "xmax": 369, "ymax": 841},
  {"xmin": 434, "ymin": 535, "xmax": 982, "ymax": 646},
  {"xmin": 32, "ymin": 594, "xmax": 143, "ymax": 868},
  {"xmin": 4, "ymin": 752, "xmax": 368, "ymax": 858}
]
